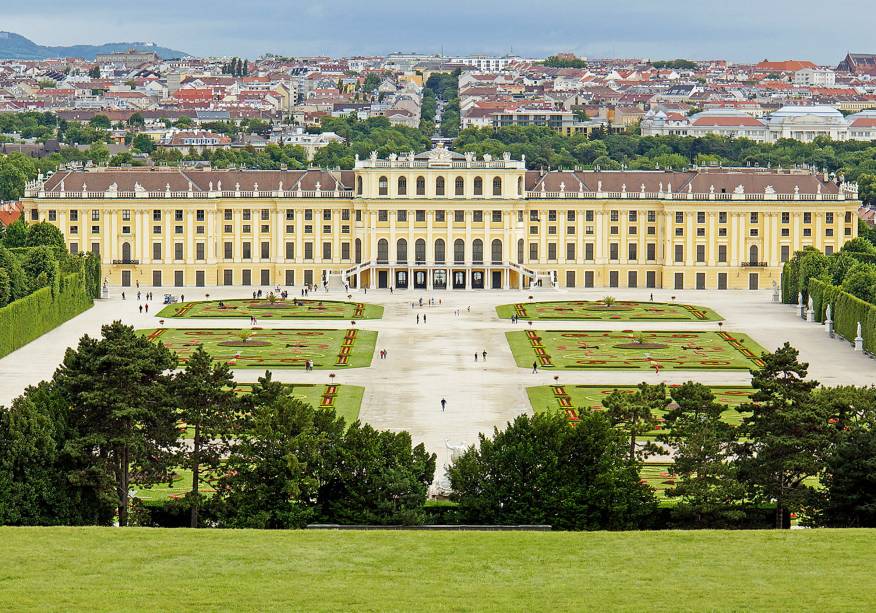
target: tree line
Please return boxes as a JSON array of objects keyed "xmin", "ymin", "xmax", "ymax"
[
  {"xmin": 0, "ymin": 221, "xmax": 72, "ymax": 307},
  {"xmin": 2, "ymin": 325, "xmax": 874, "ymax": 530}
]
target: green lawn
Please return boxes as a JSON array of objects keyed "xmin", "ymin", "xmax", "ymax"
[
  {"xmin": 507, "ymin": 329, "xmax": 767, "ymax": 370},
  {"xmin": 140, "ymin": 327, "xmax": 376, "ymax": 369},
  {"xmin": 158, "ymin": 298, "xmax": 383, "ymax": 320},
  {"xmin": 497, "ymin": 300, "xmax": 722, "ymax": 321},
  {"xmin": 2, "ymin": 527, "xmax": 875, "ymax": 611},
  {"xmin": 527, "ymin": 384, "xmax": 753, "ymax": 433}
]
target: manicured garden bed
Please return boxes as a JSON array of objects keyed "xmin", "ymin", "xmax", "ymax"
[
  {"xmin": 507, "ymin": 329, "xmax": 767, "ymax": 370},
  {"xmin": 527, "ymin": 384, "xmax": 753, "ymax": 433},
  {"xmin": 497, "ymin": 300, "xmax": 722, "ymax": 321},
  {"xmin": 140, "ymin": 328, "xmax": 377, "ymax": 369},
  {"xmin": 158, "ymin": 298, "xmax": 383, "ymax": 320}
]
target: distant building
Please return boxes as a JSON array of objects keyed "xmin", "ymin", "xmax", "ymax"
[
  {"xmin": 94, "ymin": 49, "xmax": 160, "ymax": 68},
  {"xmin": 837, "ymin": 53, "xmax": 876, "ymax": 75},
  {"xmin": 642, "ymin": 106, "xmax": 876, "ymax": 142},
  {"xmin": 793, "ymin": 68, "xmax": 836, "ymax": 87},
  {"xmin": 449, "ymin": 55, "xmax": 521, "ymax": 72}
]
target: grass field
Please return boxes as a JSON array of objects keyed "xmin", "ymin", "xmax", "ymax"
[
  {"xmin": 158, "ymin": 298, "xmax": 383, "ymax": 320},
  {"xmin": 497, "ymin": 300, "xmax": 722, "ymax": 321},
  {"xmin": 140, "ymin": 327, "xmax": 377, "ymax": 369},
  {"xmin": 2, "ymin": 527, "xmax": 874, "ymax": 611},
  {"xmin": 507, "ymin": 329, "xmax": 767, "ymax": 370},
  {"xmin": 527, "ymin": 384, "xmax": 752, "ymax": 433}
]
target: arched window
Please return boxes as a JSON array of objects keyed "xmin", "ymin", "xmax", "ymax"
[
  {"xmin": 492, "ymin": 177, "xmax": 502, "ymax": 196},
  {"xmin": 517, "ymin": 238, "xmax": 524, "ymax": 264},
  {"xmin": 416, "ymin": 176, "xmax": 426, "ymax": 195},
  {"xmin": 474, "ymin": 176, "xmax": 483, "ymax": 196},
  {"xmin": 122, "ymin": 242, "xmax": 131, "ymax": 261},
  {"xmin": 517, "ymin": 176, "xmax": 524, "ymax": 196},
  {"xmin": 749, "ymin": 244, "xmax": 759, "ymax": 264},
  {"xmin": 454, "ymin": 238, "xmax": 465, "ymax": 264},
  {"xmin": 434, "ymin": 238, "xmax": 445, "ymax": 263},
  {"xmin": 455, "ymin": 176, "xmax": 464, "ymax": 196},
  {"xmin": 491, "ymin": 239, "xmax": 502, "ymax": 263},
  {"xmin": 377, "ymin": 239, "xmax": 389, "ymax": 263},
  {"xmin": 355, "ymin": 238, "xmax": 362, "ymax": 263},
  {"xmin": 472, "ymin": 239, "xmax": 483, "ymax": 264},
  {"xmin": 397, "ymin": 238, "xmax": 408, "ymax": 263},
  {"xmin": 356, "ymin": 176, "xmax": 363, "ymax": 195},
  {"xmin": 415, "ymin": 238, "xmax": 426, "ymax": 263},
  {"xmin": 378, "ymin": 176, "xmax": 388, "ymax": 196},
  {"xmin": 436, "ymin": 176, "xmax": 445, "ymax": 196},
  {"xmin": 397, "ymin": 176, "xmax": 407, "ymax": 196}
]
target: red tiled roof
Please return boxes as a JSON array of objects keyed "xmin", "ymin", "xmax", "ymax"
[{"xmin": 755, "ymin": 60, "xmax": 818, "ymax": 72}]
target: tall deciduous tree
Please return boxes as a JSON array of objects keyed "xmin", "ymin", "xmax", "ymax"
[
  {"xmin": 603, "ymin": 382, "xmax": 668, "ymax": 462},
  {"xmin": 448, "ymin": 411, "xmax": 656, "ymax": 530},
  {"xmin": 735, "ymin": 343, "xmax": 828, "ymax": 528},
  {"xmin": 172, "ymin": 345, "xmax": 238, "ymax": 528},
  {"xmin": 317, "ymin": 423, "xmax": 436, "ymax": 525},
  {"xmin": 54, "ymin": 321, "xmax": 179, "ymax": 526}
]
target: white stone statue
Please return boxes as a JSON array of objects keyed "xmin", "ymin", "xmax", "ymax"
[
  {"xmin": 825, "ymin": 304, "xmax": 832, "ymax": 322},
  {"xmin": 765, "ymin": 185, "xmax": 776, "ymax": 194},
  {"xmin": 734, "ymin": 184, "xmax": 745, "ymax": 194}
]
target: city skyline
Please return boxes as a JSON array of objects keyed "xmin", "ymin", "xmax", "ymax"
[{"xmin": 2, "ymin": 0, "xmax": 872, "ymax": 63}]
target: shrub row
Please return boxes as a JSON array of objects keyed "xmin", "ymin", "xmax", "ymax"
[
  {"xmin": 0, "ymin": 272, "xmax": 93, "ymax": 358},
  {"xmin": 809, "ymin": 277, "xmax": 876, "ymax": 352}
]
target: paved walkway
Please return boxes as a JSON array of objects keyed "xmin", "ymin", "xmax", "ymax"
[{"xmin": 1, "ymin": 285, "xmax": 874, "ymax": 480}]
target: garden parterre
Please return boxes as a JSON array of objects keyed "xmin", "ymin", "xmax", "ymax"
[
  {"xmin": 496, "ymin": 300, "xmax": 722, "ymax": 321},
  {"xmin": 157, "ymin": 298, "xmax": 384, "ymax": 320},
  {"xmin": 527, "ymin": 384, "xmax": 753, "ymax": 432},
  {"xmin": 507, "ymin": 329, "xmax": 767, "ymax": 370},
  {"xmin": 140, "ymin": 327, "xmax": 377, "ymax": 369}
]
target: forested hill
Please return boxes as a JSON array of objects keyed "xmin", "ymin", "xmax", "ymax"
[{"xmin": 0, "ymin": 31, "xmax": 187, "ymax": 60}]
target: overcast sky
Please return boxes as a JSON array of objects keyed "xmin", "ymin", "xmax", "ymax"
[{"xmin": 4, "ymin": 0, "xmax": 871, "ymax": 64}]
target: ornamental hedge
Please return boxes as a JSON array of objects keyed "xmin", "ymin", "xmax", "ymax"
[
  {"xmin": 0, "ymin": 271, "xmax": 94, "ymax": 359},
  {"xmin": 808, "ymin": 277, "xmax": 876, "ymax": 353}
]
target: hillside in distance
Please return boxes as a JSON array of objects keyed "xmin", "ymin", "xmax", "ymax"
[{"xmin": 0, "ymin": 31, "xmax": 188, "ymax": 60}]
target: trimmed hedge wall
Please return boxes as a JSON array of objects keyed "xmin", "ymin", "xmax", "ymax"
[
  {"xmin": 0, "ymin": 272, "xmax": 93, "ymax": 358},
  {"xmin": 808, "ymin": 277, "xmax": 876, "ymax": 353}
]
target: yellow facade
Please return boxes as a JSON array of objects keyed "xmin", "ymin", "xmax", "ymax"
[{"xmin": 22, "ymin": 147, "xmax": 858, "ymax": 290}]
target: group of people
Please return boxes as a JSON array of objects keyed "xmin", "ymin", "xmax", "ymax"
[
  {"xmin": 378, "ymin": 349, "xmax": 389, "ymax": 359},
  {"xmin": 304, "ymin": 359, "xmax": 315, "ymax": 371},
  {"xmin": 474, "ymin": 350, "xmax": 488, "ymax": 362}
]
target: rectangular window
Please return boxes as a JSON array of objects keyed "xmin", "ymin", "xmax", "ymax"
[
  {"xmin": 629, "ymin": 210, "xmax": 637, "ymax": 222},
  {"xmin": 175, "ymin": 209, "xmax": 183, "ymax": 222},
  {"xmin": 529, "ymin": 243, "xmax": 538, "ymax": 261},
  {"xmin": 224, "ymin": 242, "xmax": 233, "ymax": 259},
  {"xmin": 549, "ymin": 210, "xmax": 557, "ymax": 222},
  {"xmin": 322, "ymin": 210, "xmax": 331, "ymax": 221},
  {"xmin": 92, "ymin": 210, "xmax": 100, "ymax": 221},
  {"xmin": 196, "ymin": 242, "xmax": 205, "ymax": 261},
  {"xmin": 628, "ymin": 243, "xmax": 637, "ymax": 261},
  {"xmin": 547, "ymin": 243, "xmax": 557, "ymax": 260},
  {"xmin": 782, "ymin": 212, "xmax": 790, "ymax": 224},
  {"xmin": 285, "ymin": 242, "xmax": 294, "ymax": 259},
  {"xmin": 91, "ymin": 242, "xmax": 100, "ymax": 256},
  {"xmin": 530, "ymin": 210, "xmax": 539, "ymax": 221},
  {"xmin": 197, "ymin": 209, "xmax": 205, "ymax": 222},
  {"xmin": 224, "ymin": 210, "xmax": 233, "ymax": 220},
  {"xmin": 646, "ymin": 243, "xmax": 656, "ymax": 260},
  {"xmin": 718, "ymin": 244, "xmax": 727, "ymax": 263},
  {"xmin": 416, "ymin": 210, "xmax": 426, "ymax": 222},
  {"xmin": 675, "ymin": 212, "xmax": 684, "ymax": 224},
  {"xmin": 323, "ymin": 242, "xmax": 332, "ymax": 260},
  {"xmin": 341, "ymin": 242, "xmax": 350, "ymax": 260},
  {"xmin": 261, "ymin": 241, "xmax": 270, "ymax": 259},
  {"xmin": 566, "ymin": 243, "xmax": 575, "ymax": 261},
  {"xmin": 825, "ymin": 212, "xmax": 834, "ymax": 224},
  {"xmin": 719, "ymin": 212, "xmax": 727, "ymax": 224},
  {"xmin": 674, "ymin": 244, "xmax": 684, "ymax": 263},
  {"xmin": 397, "ymin": 210, "xmax": 407, "ymax": 222},
  {"xmin": 492, "ymin": 210, "xmax": 502, "ymax": 222},
  {"xmin": 696, "ymin": 244, "xmax": 705, "ymax": 263},
  {"xmin": 750, "ymin": 212, "xmax": 759, "ymax": 224},
  {"xmin": 435, "ymin": 210, "xmax": 445, "ymax": 222},
  {"xmin": 473, "ymin": 210, "xmax": 483, "ymax": 223},
  {"xmin": 153, "ymin": 243, "xmax": 162, "ymax": 260},
  {"xmin": 781, "ymin": 245, "xmax": 790, "ymax": 262},
  {"xmin": 647, "ymin": 210, "xmax": 656, "ymax": 223},
  {"xmin": 286, "ymin": 209, "xmax": 295, "ymax": 220},
  {"xmin": 454, "ymin": 210, "xmax": 464, "ymax": 223},
  {"xmin": 585, "ymin": 243, "xmax": 594, "ymax": 260},
  {"xmin": 304, "ymin": 242, "xmax": 313, "ymax": 259},
  {"xmin": 243, "ymin": 242, "xmax": 251, "ymax": 259},
  {"xmin": 697, "ymin": 212, "xmax": 705, "ymax": 224},
  {"xmin": 174, "ymin": 243, "xmax": 183, "ymax": 260},
  {"xmin": 804, "ymin": 212, "xmax": 812, "ymax": 224},
  {"xmin": 609, "ymin": 243, "xmax": 619, "ymax": 260},
  {"xmin": 585, "ymin": 210, "xmax": 594, "ymax": 222},
  {"xmin": 152, "ymin": 210, "xmax": 161, "ymax": 221}
]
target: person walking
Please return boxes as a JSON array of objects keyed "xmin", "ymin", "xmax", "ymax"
[
  {"xmin": 440, "ymin": 398, "xmax": 446, "ymax": 412},
  {"xmin": 137, "ymin": 291, "xmax": 141, "ymax": 300},
  {"xmin": 423, "ymin": 314, "xmax": 427, "ymax": 324},
  {"xmin": 650, "ymin": 292, "xmax": 654, "ymax": 302},
  {"xmin": 416, "ymin": 313, "xmax": 420, "ymax": 324},
  {"xmin": 532, "ymin": 361, "xmax": 538, "ymax": 374},
  {"xmin": 181, "ymin": 294, "xmax": 184, "ymax": 302},
  {"xmin": 145, "ymin": 303, "xmax": 149, "ymax": 313},
  {"xmin": 139, "ymin": 305, "xmax": 143, "ymax": 314},
  {"xmin": 122, "ymin": 292, "xmax": 125, "ymax": 300},
  {"xmin": 482, "ymin": 350, "xmax": 487, "ymax": 361},
  {"xmin": 474, "ymin": 353, "xmax": 478, "ymax": 362}
]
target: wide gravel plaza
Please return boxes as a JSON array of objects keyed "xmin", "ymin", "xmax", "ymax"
[{"xmin": 1, "ymin": 285, "xmax": 875, "ymax": 474}]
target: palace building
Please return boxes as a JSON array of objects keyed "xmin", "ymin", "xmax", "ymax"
[{"xmin": 21, "ymin": 145, "xmax": 859, "ymax": 291}]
